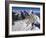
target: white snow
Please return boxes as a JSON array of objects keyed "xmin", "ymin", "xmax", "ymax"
[{"xmin": 12, "ymin": 15, "xmax": 40, "ymax": 31}]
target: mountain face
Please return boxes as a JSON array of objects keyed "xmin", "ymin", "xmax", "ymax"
[{"xmin": 12, "ymin": 10, "xmax": 40, "ymax": 31}]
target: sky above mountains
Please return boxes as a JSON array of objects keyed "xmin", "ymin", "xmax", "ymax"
[{"xmin": 12, "ymin": 7, "xmax": 40, "ymax": 14}]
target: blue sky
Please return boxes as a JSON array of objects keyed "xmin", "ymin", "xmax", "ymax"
[{"xmin": 12, "ymin": 7, "xmax": 40, "ymax": 13}]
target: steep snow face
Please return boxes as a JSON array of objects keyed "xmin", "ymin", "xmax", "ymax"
[{"xmin": 12, "ymin": 14, "xmax": 40, "ymax": 31}]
